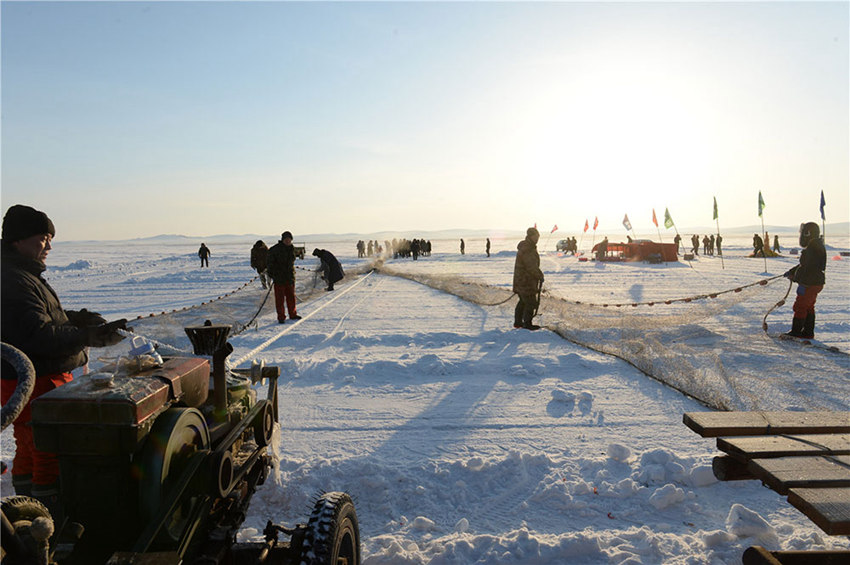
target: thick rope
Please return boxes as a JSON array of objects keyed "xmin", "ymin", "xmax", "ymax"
[{"xmin": 762, "ymin": 277, "xmax": 793, "ymax": 334}]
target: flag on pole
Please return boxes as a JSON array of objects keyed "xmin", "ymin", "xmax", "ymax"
[
  {"xmin": 593, "ymin": 217, "xmax": 598, "ymax": 231},
  {"xmin": 758, "ymin": 191, "xmax": 765, "ymax": 217},
  {"xmin": 622, "ymin": 214, "xmax": 632, "ymax": 231},
  {"xmin": 713, "ymin": 197, "xmax": 718, "ymax": 221},
  {"xmin": 820, "ymin": 190, "xmax": 826, "ymax": 220},
  {"xmin": 583, "ymin": 219, "xmax": 589, "ymax": 233},
  {"xmin": 664, "ymin": 208, "xmax": 674, "ymax": 229},
  {"xmin": 551, "ymin": 224, "xmax": 558, "ymax": 233},
  {"xmin": 652, "ymin": 209, "xmax": 658, "ymax": 227}
]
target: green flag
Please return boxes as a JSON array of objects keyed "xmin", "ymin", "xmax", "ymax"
[
  {"xmin": 663, "ymin": 208, "xmax": 674, "ymax": 229},
  {"xmin": 758, "ymin": 191, "xmax": 765, "ymax": 217},
  {"xmin": 712, "ymin": 197, "xmax": 718, "ymax": 221}
]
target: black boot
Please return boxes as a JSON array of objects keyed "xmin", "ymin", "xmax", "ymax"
[
  {"xmin": 802, "ymin": 313, "xmax": 815, "ymax": 339},
  {"xmin": 521, "ymin": 302, "xmax": 540, "ymax": 330},
  {"xmin": 784, "ymin": 317, "xmax": 804, "ymax": 338}
]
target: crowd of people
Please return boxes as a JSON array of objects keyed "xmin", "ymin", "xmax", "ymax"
[{"xmin": 684, "ymin": 233, "xmax": 723, "ymax": 256}]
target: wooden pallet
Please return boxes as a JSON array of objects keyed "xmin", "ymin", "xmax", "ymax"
[{"xmin": 684, "ymin": 411, "xmax": 850, "ymax": 541}]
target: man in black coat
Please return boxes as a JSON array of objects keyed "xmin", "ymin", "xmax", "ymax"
[
  {"xmin": 784, "ymin": 222, "xmax": 826, "ymax": 338},
  {"xmin": 250, "ymin": 240, "xmax": 269, "ymax": 289},
  {"xmin": 313, "ymin": 248, "xmax": 344, "ymax": 291},
  {"xmin": 1, "ymin": 205, "xmax": 126, "ymax": 512},
  {"xmin": 513, "ymin": 227, "xmax": 544, "ymax": 330},
  {"xmin": 267, "ymin": 231, "xmax": 300, "ymax": 322}
]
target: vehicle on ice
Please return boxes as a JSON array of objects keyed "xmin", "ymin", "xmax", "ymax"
[{"xmin": 1, "ymin": 323, "xmax": 360, "ymax": 565}]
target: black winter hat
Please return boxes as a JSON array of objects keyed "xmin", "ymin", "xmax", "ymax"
[
  {"xmin": 282, "ymin": 231, "xmax": 293, "ymax": 240},
  {"xmin": 2, "ymin": 205, "xmax": 56, "ymax": 243}
]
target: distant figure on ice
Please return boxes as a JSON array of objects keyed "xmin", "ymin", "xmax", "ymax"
[
  {"xmin": 773, "ymin": 235, "xmax": 781, "ymax": 253},
  {"xmin": 1, "ymin": 205, "xmax": 126, "ymax": 514},
  {"xmin": 313, "ymin": 248, "xmax": 344, "ymax": 291},
  {"xmin": 486, "ymin": 237, "xmax": 491, "ymax": 257},
  {"xmin": 267, "ymin": 231, "xmax": 300, "ymax": 323},
  {"xmin": 702, "ymin": 235, "xmax": 710, "ymax": 255},
  {"xmin": 783, "ymin": 222, "xmax": 826, "ymax": 339},
  {"xmin": 250, "ymin": 240, "xmax": 269, "ymax": 289},
  {"xmin": 460, "ymin": 238, "xmax": 465, "ymax": 255},
  {"xmin": 715, "ymin": 233, "xmax": 723, "ymax": 256},
  {"xmin": 709, "ymin": 235, "xmax": 716, "ymax": 255},
  {"xmin": 752, "ymin": 233, "xmax": 765, "ymax": 257},
  {"xmin": 691, "ymin": 234, "xmax": 699, "ymax": 255},
  {"xmin": 198, "ymin": 243, "xmax": 211, "ymax": 267},
  {"xmin": 673, "ymin": 233, "xmax": 682, "ymax": 253},
  {"xmin": 513, "ymin": 227, "xmax": 544, "ymax": 331}
]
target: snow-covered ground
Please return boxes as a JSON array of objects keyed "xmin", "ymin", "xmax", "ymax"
[{"xmin": 2, "ymin": 233, "xmax": 848, "ymax": 564}]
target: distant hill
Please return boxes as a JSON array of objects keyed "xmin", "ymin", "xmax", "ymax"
[{"xmin": 63, "ymin": 222, "xmax": 849, "ymax": 244}]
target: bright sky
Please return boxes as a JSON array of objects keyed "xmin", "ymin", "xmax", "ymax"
[{"xmin": 2, "ymin": 1, "xmax": 848, "ymax": 241}]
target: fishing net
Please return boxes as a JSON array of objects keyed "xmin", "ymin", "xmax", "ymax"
[{"xmin": 377, "ymin": 263, "xmax": 848, "ymax": 411}]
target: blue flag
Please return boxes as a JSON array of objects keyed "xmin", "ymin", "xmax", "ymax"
[{"xmin": 820, "ymin": 190, "xmax": 826, "ymax": 221}]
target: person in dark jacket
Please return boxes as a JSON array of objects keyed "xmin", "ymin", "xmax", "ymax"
[
  {"xmin": 486, "ymin": 238, "xmax": 491, "ymax": 257},
  {"xmin": 1, "ymin": 205, "xmax": 126, "ymax": 513},
  {"xmin": 266, "ymin": 231, "xmax": 300, "ymax": 323},
  {"xmin": 312, "ymin": 248, "xmax": 344, "ymax": 291},
  {"xmin": 198, "ymin": 243, "xmax": 211, "ymax": 267},
  {"xmin": 783, "ymin": 222, "xmax": 826, "ymax": 338},
  {"xmin": 752, "ymin": 233, "xmax": 765, "ymax": 257},
  {"xmin": 513, "ymin": 227, "xmax": 544, "ymax": 330},
  {"xmin": 250, "ymin": 240, "xmax": 270, "ymax": 289}
]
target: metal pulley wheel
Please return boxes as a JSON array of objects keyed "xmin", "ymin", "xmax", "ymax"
[{"xmin": 137, "ymin": 407, "xmax": 210, "ymax": 544}]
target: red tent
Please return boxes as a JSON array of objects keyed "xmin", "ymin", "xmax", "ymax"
[{"xmin": 591, "ymin": 240, "xmax": 678, "ymax": 262}]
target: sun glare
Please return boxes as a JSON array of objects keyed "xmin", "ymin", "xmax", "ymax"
[{"xmin": 516, "ymin": 49, "xmax": 715, "ymax": 221}]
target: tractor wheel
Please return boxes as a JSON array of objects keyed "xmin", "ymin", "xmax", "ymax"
[
  {"xmin": 300, "ymin": 492, "xmax": 359, "ymax": 565},
  {"xmin": 1, "ymin": 496, "xmax": 52, "ymax": 561}
]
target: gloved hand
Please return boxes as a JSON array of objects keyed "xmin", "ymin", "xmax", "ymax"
[
  {"xmin": 66, "ymin": 308, "xmax": 107, "ymax": 327},
  {"xmin": 85, "ymin": 319, "xmax": 128, "ymax": 347},
  {"xmin": 784, "ymin": 266, "xmax": 798, "ymax": 279}
]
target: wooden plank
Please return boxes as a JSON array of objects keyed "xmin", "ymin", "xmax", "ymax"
[
  {"xmin": 748, "ymin": 455, "xmax": 850, "ymax": 495},
  {"xmin": 683, "ymin": 411, "xmax": 850, "ymax": 438},
  {"xmin": 787, "ymin": 487, "xmax": 850, "ymax": 536},
  {"xmin": 717, "ymin": 434, "xmax": 850, "ymax": 461},
  {"xmin": 743, "ymin": 547, "xmax": 850, "ymax": 565},
  {"xmin": 712, "ymin": 455, "xmax": 756, "ymax": 481}
]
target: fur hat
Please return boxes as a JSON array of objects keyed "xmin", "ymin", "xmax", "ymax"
[
  {"xmin": 2, "ymin": 205, "xmax": 55, "ymax": 243},
  {"xmin": 281, "ymin": 231, "xmax": 293, "ymax": 240},
  {"xmin": 526, "ymin": 227, "xmax": 540, "ymax": 238}
]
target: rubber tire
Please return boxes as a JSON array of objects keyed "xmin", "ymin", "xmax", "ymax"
[
  {"xmin": 301, "ymin": 492, "xmax": 360, "ymax": 565},
  {"xmin": 2, "ymin": 495, "xmax": 52, "ymax": 524},
  {"xmin": 1, "ymin": 496, "xmax": 52, "ymax": 561}
]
